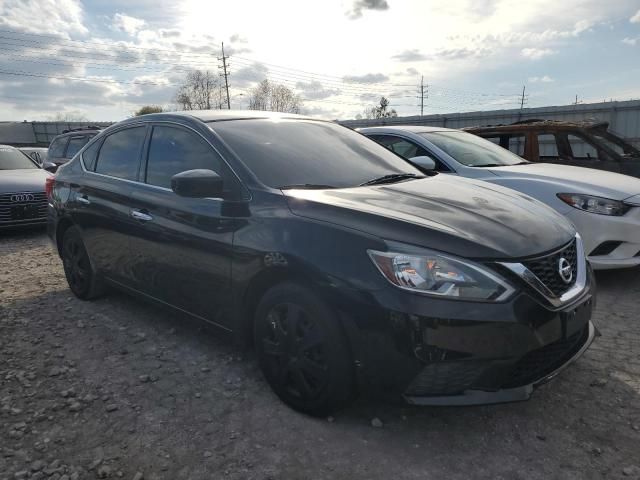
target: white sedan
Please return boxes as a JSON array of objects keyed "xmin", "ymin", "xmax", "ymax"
[{"xmin": 360, "ymin": 126, "xmax": 640, "ymax": 270}]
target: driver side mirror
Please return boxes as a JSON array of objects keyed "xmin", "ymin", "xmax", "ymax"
[
  {"xmin": 43, "ymin": 161, "xmax": 58, "ymax": 173},
  {"xmin": 409, "ymin": 155, "xmax": 436, "ymax": 171},
  {"xmin": 171, "ymin": 169, "xmax": 224, "ymax": 198}
]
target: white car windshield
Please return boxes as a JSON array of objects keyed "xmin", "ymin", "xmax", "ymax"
[
  {"xmin": 0, "ymin": 147, "xmax": 39, "ymax": 170},
  {"xmin": 420, "ymin": 131, "xmax": 528, "ymax": 167}
]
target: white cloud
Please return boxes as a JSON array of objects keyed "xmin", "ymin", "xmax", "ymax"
[
  {"xmin": 631, "ymin": 9, "xmax": 640, "ymax": 23},
  {"xmin": 112, "ymin": 13, "xmax": 146, "ymax": 36},
  {"xmin": 521, "ymin": 47, "xmax": 556, "ymax": 59},
  {"xmin": 623, "ymin": 37, "xmax": 639, "ymax": 46},
  {"xmin": 0, "ymin": 0, "xmax": 87, "ymax": 36},
  {"xmin": 528, "ymin": 75, "xmax": 554, "ymax": 83}
]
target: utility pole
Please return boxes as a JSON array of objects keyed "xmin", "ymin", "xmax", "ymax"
[
  {"xmin": 219, "ymin": 42, "xmax": 231, "ymax": 110},
  {"xmin": 418, "ymin": 75, "xmax": 427, "ymax": 116},
  {"xmin": 520, "ymin": 85, "xmax": 526, "ymax": 109},
  {"xmin": 574, "ymin": 94, "xmax": 578, "ymax": 105}
]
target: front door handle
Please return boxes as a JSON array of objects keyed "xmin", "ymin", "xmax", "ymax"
[
  {"xmin": 130, "ymin": 209, "xmax": 153, "ymax": 222},
  {"xmin": 77, "ymin": 195, "xmax": 90, "ymax": 205}
]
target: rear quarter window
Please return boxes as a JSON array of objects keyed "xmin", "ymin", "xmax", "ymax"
[{"xmin": 81, "ymin": 138, "xmax": 102, "ymax": 171}]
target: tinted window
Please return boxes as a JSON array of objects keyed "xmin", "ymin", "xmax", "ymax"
[
  {"xmin": 145, "ymin": 126, "xmax": 222, "ymax": 189},
  {"xmin": 420, "ymin": 131, "xmax": 526, "ymax": 167},
  {"xmin": 0, "ymin": 147, "xmax": 38, "ymax": 170},
  {"xmin": 211, "ymin": 120, "xmax": 420, "ymax": 188},
  {"xmin": 65, "ymin": 136, "xmax": 89, "ymax": 159},
  {"xmin": 49, "ymin": 138, "xmax": 67, "ymax": 158},
  {"xmin": 95, "ymin": 127, "xmax": 146, "ymax": 180},
  {"xmin": 370, "ymin": 134, "xmax": 450, "ymax": 172},
  {"xmin": 82, "ymin": 139, "xmax": 101, "ymax": 171}
]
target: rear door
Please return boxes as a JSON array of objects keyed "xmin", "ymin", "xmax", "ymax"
[
  {"xmin": 126, "ymin": 123, "xmax": 243, "ymax": 328},
  {"xmin": 72, "ymin": 126, "xmax": 148, "ymax": 286}
]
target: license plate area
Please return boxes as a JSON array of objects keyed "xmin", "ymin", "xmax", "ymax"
[
  {"xmin": 10, "ymin": 204, "xmax": 38, "ymax": 220},
  {"xmin": 560, "ymin": 298, "xmax": 592, "ymax": 339}
]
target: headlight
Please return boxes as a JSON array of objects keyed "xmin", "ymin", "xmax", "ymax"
[
  {"xmin": 368, "ymin": 244, "xmax": 515, "ymax": 301},
  {"xmin": 557, "ymin": 193, "xmax": 630, "ymax": 216}
]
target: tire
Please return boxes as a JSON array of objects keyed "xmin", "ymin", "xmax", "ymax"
[
  {"xmin": 254, "ymin": 282, "xmax": 355, "ymax": 416},
  {"xmin": 61, "ymin": 226, "xmax": 106, "ymax": 300}
]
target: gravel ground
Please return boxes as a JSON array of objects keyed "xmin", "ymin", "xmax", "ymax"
[{"xmin": 1, "ymin": 230, "xmax": 640, "ymax": 480}]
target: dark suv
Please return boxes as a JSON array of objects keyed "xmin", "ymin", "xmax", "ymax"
[
  {"xmin": 48, "ymin": 127, "xmax": 102, "ymax": 170},
  {"xmin": 47, "ymin": 111, "xmax": 596, "ymax": 415},
  {"xmin": 465, "ymin": 120, "xmax": 640, "ymax": 177}
]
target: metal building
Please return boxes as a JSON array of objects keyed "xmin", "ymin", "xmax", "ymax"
[{"xmin": 0, "ymin": 121, "xmax": 112, "ymax": 147}]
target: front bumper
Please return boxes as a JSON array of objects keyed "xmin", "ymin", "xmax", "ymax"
[
  {"xmin": 341, "ymin": 262, "xmax": 596, "ymax": 406},
  {"xmin": 565, "ymin": 206, "xmax": 640, "ymax": 270}
]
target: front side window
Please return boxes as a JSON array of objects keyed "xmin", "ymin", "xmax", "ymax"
[
  {"xmin": 65, "ymin": 136, "xmax": 90, "ymax": 159},
  {"xmin": 145, "ymin": 126, "xmax": 222, "ymax": 189},
  {"xmin": 370, "ymin": 134, "xmax": 450, "ymax": 172},
  {"xmin": 567, "ymin": 134, "xmax": 599, "ymax": 160},
  {"xmin": 0, "ymin": 147, "xmax": 38, "ymax": 170},
  {"xmin": 94, "ymin": 127, "xmax": 146, "ymax": 180},
  {"xmin": 211, "ymin": 120, "xmax": 420, "ymax": 188},
  {"xmin": 49, "ymin": 138, "xmax": 67, "ymax": 158},
  {"xmin": 421, "ymin": 131, "xmax": 527, "ymax": 167}
]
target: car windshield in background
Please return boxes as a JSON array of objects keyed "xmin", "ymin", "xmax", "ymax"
[
  {"xmin": 210, "ymin": 119, "xmax": 422, "ymax": 189},
  {"xmin": 421, "ymin": 131, "xmax": 527, "ymax": 167},
  {"xmin": 0, "ymin": 147, "xmax": 38, "ymax": 170}
]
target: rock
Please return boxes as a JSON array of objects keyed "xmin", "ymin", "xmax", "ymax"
[
  {"xmin": 59, "ymin": 476, "xmax": 70, "ymax": 480},
  {"xmin": 14, "ymin": 471, "xmax": 28, "ymax": 479},
  {"xmin": 138, "ymin": 375, "xmax": 150, "ymax": 383},
  {"xmin": 203, "ymin": 451, "xmax": 213, "ymax": 458},
  {"xmin": 623, "ymin": 466, "xmax": 640, "ymax": 476},
  {"xmin": 132, "ymin": 472, "xmax": 144, "ymax": 480},
  {"xmin": 591, "ymin": 447, "xmax": 602, "ymax": 455},
  {"xmin": 68, "ymin": 402, "xmax": 82, "ymax": 412},
  {"xmin": 371, "ymin": 417, "xmax": 384, "ymax": 428},
  {"xmin": 327, "ymin": 416, "xmax": 335, "ymax": 423},
  {"xmin": 105, "ymin": 404, "xmax": 118, "ymax": 412},
  {"xmin": 97, "ymin": 465, "xmax": 111, "ymax": 478},
  {"xmin": 200, "ymin": 367, "xmax": 210, "ymax": 372},
  {"xmin": 590, "ymin": 378, "xmax": 608, "ymax": 387},
  {"xmin": 31, "ymin": 460, "xmax": 45, "ymax": 471},
  {"xmin": 49, "ymin": 367, "xmax": 62, "ymax": 377},
  {"xmin": 536, "ymin": 434, "xmax": 547, "ymax": 441}
]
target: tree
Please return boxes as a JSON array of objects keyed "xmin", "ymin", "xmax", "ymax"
[
  {"xmin": 134, "ymin": 105, "xmax": 163, "ymax": 116},
  {"xmin": 248, "ymin": 79, "xmax": 302, "ymax": 113},
  {"xmin": 47, "ymin": 112, "xmax": 89, "ymax": 122},
  {"xmin": 174, "ymin": 70, "xmax": 223, "ymax": 110},
  {"xmin": 364, "ymin": 96, "xmax": 397, "ymax": 119}
]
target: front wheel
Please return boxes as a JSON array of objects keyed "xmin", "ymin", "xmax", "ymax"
[
  {"xmin": 61, "ymin": 226, "xmax": 105, "ymax": 300},
  {"xmin": 254, "ymin": 283, "xmax": 355, "ymax": 416}
]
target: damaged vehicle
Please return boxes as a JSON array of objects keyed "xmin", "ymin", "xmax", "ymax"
[
  {"xmin": 48, "ymin": 111, "xmax": 595, "ymax": 415},
  {"xmin": 465, "ymin": 120, "xmax": 640, "ymax": 177}
]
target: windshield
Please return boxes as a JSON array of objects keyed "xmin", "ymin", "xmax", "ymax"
[
  {"xmin": 0, "ymin": 147, "xmax": 38, "ymax": 170},
  {"xmin": 420, "ymin": 131, "xmax": 527, "ymax": 167},
  {"xmin": 210, "ymin": 119, "xmax": 421, "ymax": 188}
]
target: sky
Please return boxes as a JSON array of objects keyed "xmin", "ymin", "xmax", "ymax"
[{"xmin": 0, "ymin": 0, "xmax": 639, "ymax": 121}]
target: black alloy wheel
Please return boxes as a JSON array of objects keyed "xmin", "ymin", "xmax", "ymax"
[
  {"xmin": 61, "ymin": 226, "xmax": 105, "ymax": 300},
  {"xmin": 254, "ymin": 283, "xmax": 354, "ymax": 416}
]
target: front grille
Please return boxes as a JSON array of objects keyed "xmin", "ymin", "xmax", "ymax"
[
  {"xmin": 523, "ymin": 240, "xmax": 577, "ymax": 297},
  {"xmin": 0, "ymin": 191, "xmax": 47, "ymax": 224},
  {"xmin": 502, "ymin": 326, "xmax": 589, "ymax": 389},
  {"xmin": 405, "ymin": 361, "xmax": 488, "ymax": 396}
]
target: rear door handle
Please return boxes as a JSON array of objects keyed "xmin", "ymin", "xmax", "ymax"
[
  {"xmin": 77, "ymin": 195, "xmax": 90, "ymax": 205},
  {"xmin": 130, "ymin": 209, "xmax": 153, "ymax": 222}
]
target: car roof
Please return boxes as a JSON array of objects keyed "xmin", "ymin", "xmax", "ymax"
[
  {"xmin": 464, "ymin": 120, "xmax": 609, "ymax": 133},
  {"xmin": 127, "ymin": 109, "xmax": 320, "ymax": 123},
  {"xmin": 357, "ymin": 125, "xmax": 457, "ymax": 134}
]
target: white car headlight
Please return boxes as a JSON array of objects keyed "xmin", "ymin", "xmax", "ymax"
[
  {"xmin": 557, "ymin": 193, "xmax": 631, "ymax": 216},
  {"xmin": 368, "ymin": 244, "xmax": 515, "ymax": 301}
]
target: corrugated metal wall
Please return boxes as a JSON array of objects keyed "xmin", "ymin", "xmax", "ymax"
[
  {"xmin": 339, "ymin": 100, "xmax": 640, "ymax": 147},
  {"xmin": 0, "ymin": 121, "xmax": 113, "ymax": 146}
]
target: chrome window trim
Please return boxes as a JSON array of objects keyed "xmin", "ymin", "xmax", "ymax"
[
  {"xmin": 79, "ymin": 120, "xmax": 247, "ymax": 198},
  {"xmin": 498, "ymin": 233, "xmax": 587, "ymax": 309}
]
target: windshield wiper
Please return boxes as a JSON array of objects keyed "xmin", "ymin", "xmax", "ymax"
[
  {"xmin": 359, "ymin": 173, "xmax": 423, "ymax": 186},
  {"xmin": 472, "ymin": 163, "xmax": 502, "ymax": 168},
  {"xmin": 280, "ymin": 183, "xmax": 337, "ymax": 190}
]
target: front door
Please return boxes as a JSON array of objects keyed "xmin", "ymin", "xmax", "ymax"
[{"xmin": 126, "ymin": 124, "xmax": 245, "ymax": 329}]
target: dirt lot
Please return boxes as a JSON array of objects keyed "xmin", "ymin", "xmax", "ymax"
[{"xmin": 1, "ymin": 230, "xmax": 639, "ymax": 480}]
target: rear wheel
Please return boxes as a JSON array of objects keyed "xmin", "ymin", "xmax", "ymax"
[
  {"xmin": 254, "ymin": 283, "xmax": 354, "ymax": 416},
  {"xmin": 61, "ymin": 226, "xmax": 105, "ymax": 300}
]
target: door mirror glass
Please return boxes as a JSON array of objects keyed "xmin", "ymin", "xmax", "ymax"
[
  {"xmin": 43, "ymin": 161, "xmax": 58, "ymax": 173},
  {"xmin": 409, "ymin": 155, "xmax": 436, "ymax": 171},
  {"xmin": 171, "ymin": 169, "xmax": 223, "ymax": 198}
]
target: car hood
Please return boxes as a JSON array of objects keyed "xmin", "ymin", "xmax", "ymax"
[
  {"xmin": 486, "ymin": 163, "xmax": 640, "ymax": 201},
  {"xmin": 284, "ymin": 175, "xmax": 575, "ymax": 260},
  {"xmin": 0, "ymin": 169, "xmax": 50, "ymax": 193}
]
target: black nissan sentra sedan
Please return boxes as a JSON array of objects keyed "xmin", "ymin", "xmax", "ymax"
[{"xmin": 47, "ymin": 111, "xmax": 596, "ymax": 415}]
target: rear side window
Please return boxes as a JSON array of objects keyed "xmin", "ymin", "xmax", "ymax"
[
  {"xmin": 95, "ymin": 127, "xmax": 146, "ymax": 180},
  {"xmin": 49, "ymin": 138, "xmax": 67, "ymax": 158},
  {"xmin": 65, "ymin": 136, "xmax": 89, "ymax": 159},
  {"xmin": 145, "ymin": 126, "xmax": 222, "ymax": 189},
  {"xmin": 81, "ymin": 139, "xmax": 101, "ymax": 171}
]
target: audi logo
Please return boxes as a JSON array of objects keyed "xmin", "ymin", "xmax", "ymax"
[{"xmin": 10, "ymin": 193, "xmax": 35, "ymax": 203}]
